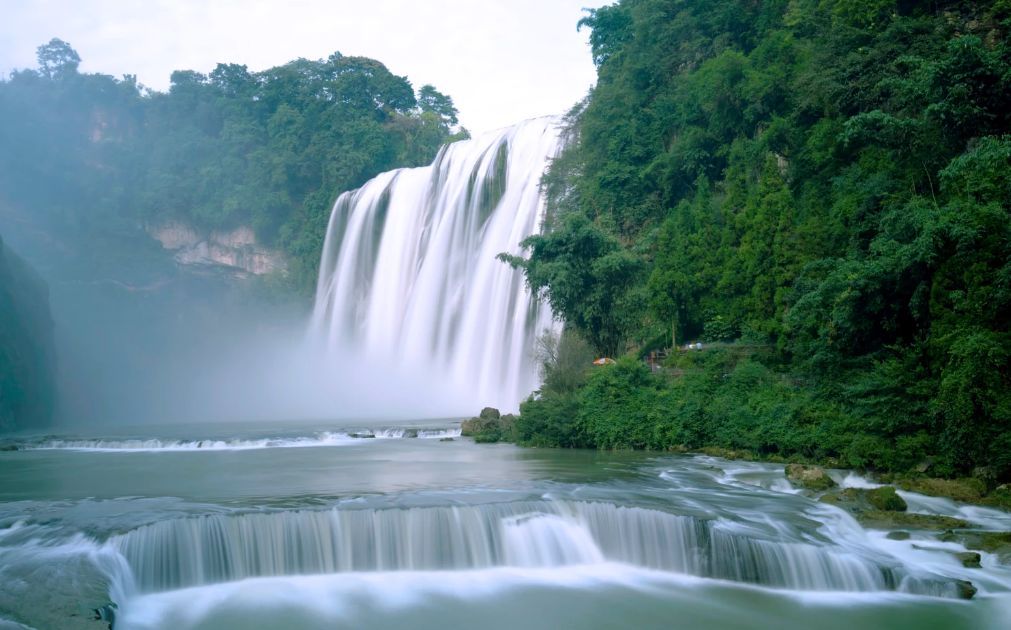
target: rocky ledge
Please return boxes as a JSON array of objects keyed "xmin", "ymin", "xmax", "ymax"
[{"xmin": 148, "ymin": 222, "xmax": 287, "ymax": 277}]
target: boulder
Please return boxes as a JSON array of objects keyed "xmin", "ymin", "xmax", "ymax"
[
  {"xmin": 785, "ymin": 464, "xmax": 836, "ymax": 492},
  {"xmin": 866, "ymin": 486, "xmax": 907, "ymax": 512},
  {"xmin": 402, "ymin": 429, "xmax": 419, "ymax": 438},
  {"xmin": 954, "ymin": 551, "xmax": 982, "ymax": 568},
  {"xmin": 954, "ymin": 580, "xmax": 977, "ymax": 600},
  {"xmin": 821, "ymin": 486, "xmax": 906, "ymax": 515},
  {"xmin": 886, "ymin": 531, "xmax": 911, "ymax": 541},
  {"xmin": 479, "ymin": 407, "xmax": 501, "ymax": 421},
  {"xmin": 439, "ymin": 437, "xmax": 455, "ymax": 442}
]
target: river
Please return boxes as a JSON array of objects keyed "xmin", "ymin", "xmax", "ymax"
[{"xmin": 1, "ymin": 419, "xmax": 1009, "ymax": 629}]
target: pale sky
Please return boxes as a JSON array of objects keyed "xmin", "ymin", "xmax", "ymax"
[{"xmin": 0, "ymin": 0, "xmax": 609, "ymax": 134}]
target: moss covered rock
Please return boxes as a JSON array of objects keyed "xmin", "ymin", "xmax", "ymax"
[
  {"xmin": 954, "ymin": 551, "xmax": 982, "ymax": 568},
  {"xmin": 954, "ymin": 580, "xmax": 977, "ymax": 600},
  {"xmin": 866, "ymin": 486, "xmax": 907, "ymax": 512},
  {"xmin": 980, "ymin": 484, "xmax": 1011, "ymax": 511},
  {"xmin": 785, "ymin": 464, "xmax": 836, "ymax": 492},
  {"xmin": 894, "ymin": 477, "xmax": 985, "ymax": 503},
  {"xmin": 945, "ymin": 531, "xmax": 1011, "ymax": 564}
]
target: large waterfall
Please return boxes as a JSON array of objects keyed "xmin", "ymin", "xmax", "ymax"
[{"xmin": 310, "ymin": 118, "xmax": 562, "ymax": 412}]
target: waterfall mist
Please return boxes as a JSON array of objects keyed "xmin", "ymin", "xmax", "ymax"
[{"xmin": 0, "ymin": 118, "xmax": 563, "ymax": 428}]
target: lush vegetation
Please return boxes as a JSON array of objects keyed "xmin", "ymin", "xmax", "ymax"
[
  {"xmin": 509, "ymin": 0, "xmax": 1011, "ymax": 481},
  {"xmin": 0, "ymin": 39, "xmax": 465, "ymax": 292},
  {"xmin": 0, "ymin": 236, "xmax": 55, "ymax": 430}
]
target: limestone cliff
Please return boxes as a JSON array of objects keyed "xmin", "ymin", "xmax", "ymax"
[{"xmin": 147, "ymin": 223, "xmax": 287, "ymax": 277}]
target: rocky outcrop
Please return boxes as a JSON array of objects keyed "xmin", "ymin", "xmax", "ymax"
[{"xmin": 147, "ymin": 222, "xmax": 287, "ymax": 276}]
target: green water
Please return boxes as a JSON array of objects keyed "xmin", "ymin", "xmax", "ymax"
[{"xmin": 1, "ymin": 420, "xmax": 1009, "ymax": 629}]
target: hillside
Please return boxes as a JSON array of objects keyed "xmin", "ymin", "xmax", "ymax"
[{"xmin": 509, "ymin": 0, "xmax": 1010, "ymax": 480}]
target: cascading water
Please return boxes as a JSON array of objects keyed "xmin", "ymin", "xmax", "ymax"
[
  {"xmin": 310, "ymin": 118, "xmax": 562, "ymax": 412},
  {"xmin": 107, "ymin": 500, "xmax": 955, "ymax": 597}
]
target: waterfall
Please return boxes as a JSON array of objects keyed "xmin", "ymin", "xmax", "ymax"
[
  {"xmin": 108, "ymin": 501, "xmax": 958, "ymax": 597},
  {"xmin": 310, "ymin": 118, "xmax": 562, "ymax": 412}
]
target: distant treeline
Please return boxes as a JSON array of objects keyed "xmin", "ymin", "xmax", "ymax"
[
  {"xmin": 508, "ymin": 0, "xmax": 1010, "ymax": 480},
  {"xmin": 0, "ymin": 39, "xmax": 465, "ymax": 292}
]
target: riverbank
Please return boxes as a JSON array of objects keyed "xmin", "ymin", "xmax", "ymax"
[{"xmin": 464, "ymin": 404, "xmax": 1011, "ymax": 512}]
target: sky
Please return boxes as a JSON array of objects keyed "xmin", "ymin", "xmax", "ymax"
[{"xmin": 0, "ymin": 0, "xmax": 609, "ymax": 134}]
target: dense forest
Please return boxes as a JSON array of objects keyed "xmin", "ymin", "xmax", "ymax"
[
  {"xmin": 505, "ymin": 0, "xmax": 1010, "ymax": 482},
  {"xmin": 0, "ymin": 39, "xmax": 464, "ymax": 292},
  {"xmin": 0, "ymin": 236, "xmax": 55, "ymax": 431}
]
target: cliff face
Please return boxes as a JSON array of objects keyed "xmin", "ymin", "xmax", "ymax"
[
  {"xmin": 0, "ymin": 235, "xmax": 56, "ymax": 431},
  {"xmin": 148, "ymin": 223, "xmax": 287, "ymax": 277}
]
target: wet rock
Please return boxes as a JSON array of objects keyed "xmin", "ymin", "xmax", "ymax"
[
  {"xmin": 822, "ymin": 487, "xmax": 907, "ymax": 519},
  {"xmin": 819, "ymin": 487, "xmax": 866, "ymax": 511},
  {"xmin": 402, "ymin": 429, "xmax": 419, "ymax": 438},
  {"xmin": 947, "ymin": 531, "xmax": 1011, "ymax": 564},
  {"xmin": 886, "ymin": 531, "xmax": 911, "ymax": 541},
  {"xmin": 92, "ymin": 602, "xmax": 117, "ymax": 629},
  {"xmin": 439, "ymin": 437, "xmax": 455, "ymax": 442},
  {"xmin": 954, "ymin": 551, "xmax": 982, "ymax": 568},
  {"xmin": 349, "ymin": 432, "xmax": 375, "ymax": 439},
  {"xmin": 911, "ymin": 545, "xmax": 981, "ymax": 568},
  {"xmin": 954, "ymin": 579, "xmax": 977, "ymax": 600},
  {"xmin": 866, "ymin": 486, "xmax": 907, "ymax": 512},
  {"xmin": 857, "ymin": 511, "xmax": 969, "ymax": 531},
  {"xmin": 785, "ymin": 464, "xmax": 836, "ymax": 491},
  {"xmin": 0, "ymin": 442, "xmax": 19, "ymax": 451}
]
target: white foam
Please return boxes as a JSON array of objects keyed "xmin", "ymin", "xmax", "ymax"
[{"xmin": 20, "ymin": 429, "xmax": 462, "ymax": 452}]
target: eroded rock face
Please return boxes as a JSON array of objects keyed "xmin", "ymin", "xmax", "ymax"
[{"xmin": 148, "ymin": 222, "xmax": 287, "ymax": 276}]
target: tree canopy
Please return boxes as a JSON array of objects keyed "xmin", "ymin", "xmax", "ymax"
[
  {"xmin": 513, "ymin": 0, "xmax": 1011, "ymax": 478},
  {"xmin": 0, "ymin": 43, "xmax": 467, "ymax": 292}
]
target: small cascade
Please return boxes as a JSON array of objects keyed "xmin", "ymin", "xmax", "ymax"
[
  {"xmin": 108, "ymin": 500, "xmax": 957, "ymax": 597},
  {"xmin": 310, "ymin": 118, "xmax": 563, "ymax": 412},
  {"xmin": 17, "ymin": 428, "xmax": 461, "ymax": 451}
]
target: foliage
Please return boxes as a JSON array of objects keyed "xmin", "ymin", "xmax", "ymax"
[
  {"xmin": 512, "ymin": 0, "xmax": 1011, "ymax": 478},
  {"xmin": 0, "ymin": 44, "xmax": 466, "ymax": 295}
]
